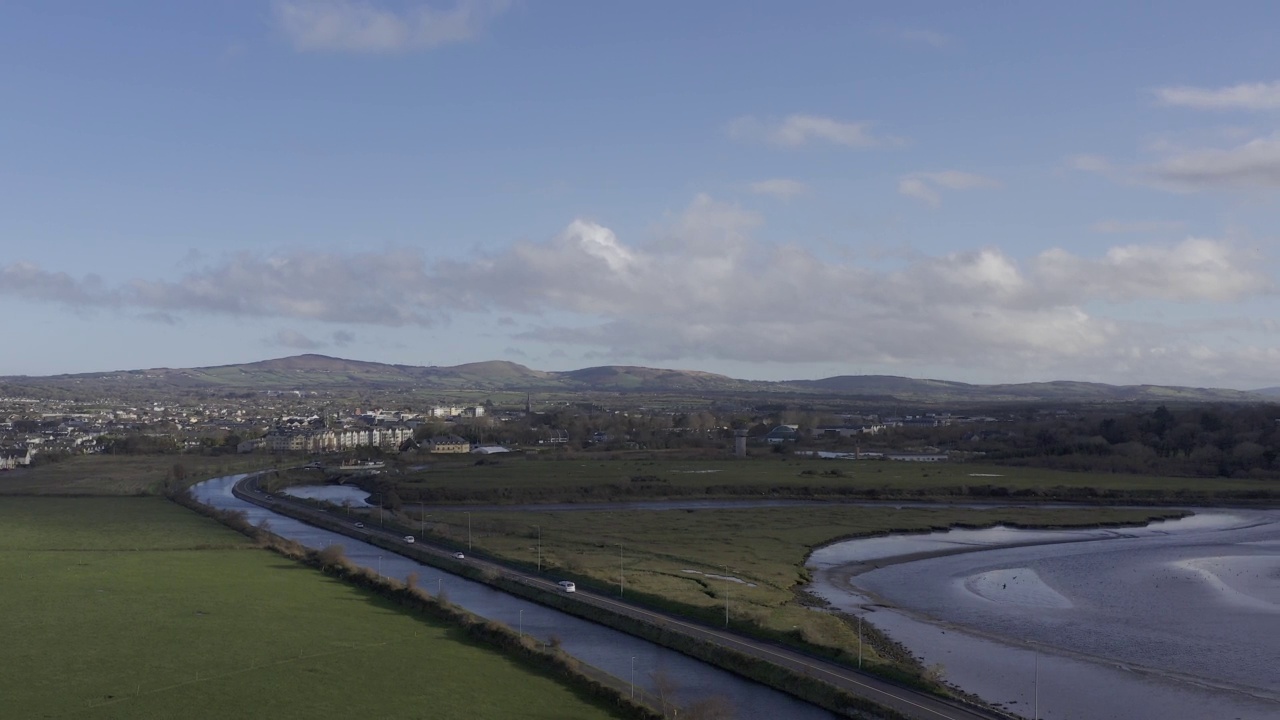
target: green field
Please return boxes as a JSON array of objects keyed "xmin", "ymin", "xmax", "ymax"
[
  {"xmin": 383, "ymin": 501, "xmax": 1176, "ymax": 667},
  {"xmin": 377, "ymin": 454, "xmax": 1274, "ymax": 504},
  {"xmin": 0, "ymin": 496, "xmax": 623, "ymax": 720},
  {"xmin": 0, "ymin": 455, "xmax": 269, "ymax": 496}
]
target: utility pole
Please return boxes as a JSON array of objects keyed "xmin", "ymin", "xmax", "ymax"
[
  {"xmin": 536, "ymin": 525, "xmax": 541, "ymax": 573},
  {"xmin": 620, "ymin": 544, "xmax": 625, "ymax": 596},
  {"xmin": 465, "ymin": 511, "xmax": 472, "ymax": 551}
]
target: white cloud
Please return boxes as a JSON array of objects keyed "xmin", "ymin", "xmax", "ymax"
[
  {"xmin": 1144, "ymin": 133, "xmax": 1280, "ymax": 190},
  {"xmin": 729, "ymin": 114, "xmax": 904, "ymax": 148},
  {"xmin": 895, "ymin": 28, "xmax": 952, "ymax": 49},
  {"xmin": 274, "ymin": 0, "xmax": 509, "ymax": 53},
  {"xmin": 898, "ymin": 170, "xmax": 1000, "ymax": 206},
  {"xmin": 748, "ymin": 178, "xmax": 808, "ymax": 199},
  {"xmin": 1033, "ymin": 238, "xmax": 1270, "ymax": 302},
  {"xmin": 1068, "ymin": 154, "xmax": 1112, "ymax": 173},
  {"xmin": 1091, "ymin": 220, "xmax": 1186, "ymax": 234},
  {"xmin": 2, "ymin": 197, "xmax": 1275, "ymax": 385},
  {"xmin": 1154, "ymin": 81, "xmax": 1280, "ymax": 110},
  {"xmin": 267, "ymin": 329, "xmax": 323, "ymax": 350},
  {"xmin": 897, "ymin": 177, "xmax": 939, "ymax": 206}
]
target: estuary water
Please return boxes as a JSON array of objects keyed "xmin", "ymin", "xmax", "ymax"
[
  {"xmin": 193, "ymin": 476, "xmax": 836, "ymax": 720},
  {"xmin": 808, "ymin": 511, "xmax": 1280, "ymax": 719},
  {"xmin": 280, "ymin": 483, "xmax": 372, "ymax": 506}
]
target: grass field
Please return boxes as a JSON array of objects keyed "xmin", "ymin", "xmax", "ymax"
[
  {"xmin": 385, "ymin": 454, "xmax": 1273, "ymax": 504},
  {"xmin": 0, "ymin": 455, "xmax": 270, "ymax": 496},
  {"xmin": 0, "ymin": 496, "xmax": 624, "ymax": 720},
  {"xmin": 392, "ymin": 502, "xmax": 1176, "ymax": 667}
]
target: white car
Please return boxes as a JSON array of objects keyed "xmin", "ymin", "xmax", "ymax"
[
  {"xmin": 403, "ymin": 535, "xmax": 415, "ymax": 544},
  {"xmin": 354, "ymin": 522, "xmax": 365, "ymax": 528},
  {"xmin": 558, "ymin": 581, "xmax": 576, "ymax": 593},
  {"xmin": 453, "ymin": 552, "xmax": 465, "ymax": 559}
]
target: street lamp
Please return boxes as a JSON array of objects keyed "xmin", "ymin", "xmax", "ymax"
[
  {"xmin": 723, "ymin": 566, "xmax": 730, "ymax": 627},
  {"xmin": 620, "ymin": 544, "xmax": 625, "ymax": 597},
  {"xmin": 535, "ymin": 525, "xmax": 541, "ymax": 573},
  {"xmin": 377, "ymin": 554, "xmax": 383, "ymax": 578},
  {"xmin": 465, "ymin": 512, "xmax": 471, "ymax": 551},
  {"xmin": 1034, "ymin": 646, "xmax": 1039, "ymax": 720},
  {"xmin": 519, "ymin": 609, "xmax": 524, "ymax": 638},
  {"xmin": 857, "ymin": 615, "xmax": 863, "ymax": 669},
  {"xmin": 630, "ymin": 656, "xmax": 635, "ymax": 698}
]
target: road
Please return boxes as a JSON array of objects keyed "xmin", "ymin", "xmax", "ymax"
[{"xmin": 237, "ymin": 475, "xmax": 1007, "ymax": 720}]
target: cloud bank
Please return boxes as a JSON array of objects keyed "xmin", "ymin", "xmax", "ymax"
[{"xmin": 2, "ymin": 195, "xmax": 1274, "ymax": 384}]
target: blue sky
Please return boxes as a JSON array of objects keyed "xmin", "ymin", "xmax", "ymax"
[{"xmin": 3, "ymin": 1, "xmax": 1280, "ymax": 388}]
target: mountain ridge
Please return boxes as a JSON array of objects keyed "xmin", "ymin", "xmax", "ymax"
[{"xmin": 0, "ymin": 354, "xmax": 1269, "ymax": 403}]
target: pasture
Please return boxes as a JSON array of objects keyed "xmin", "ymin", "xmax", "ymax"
[
  {"xmin": 0, "ymin": 455, "xmax": 268, "ymax": 496},
  {"xmin": 386, "ymin": 454, "xmax": 1272, "ymax": 504},
  {"xmin": 0, "ymin": 496, "xmax": 624, "ymax": 720}
]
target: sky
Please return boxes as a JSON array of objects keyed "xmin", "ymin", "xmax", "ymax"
[{"xmin": 3, "ymin": 1, "xmax": 1280, "ymax": 388}]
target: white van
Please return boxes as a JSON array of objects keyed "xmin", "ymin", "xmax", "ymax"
[
  {"xmin": 403, "ymin": 535, "xmax": 415, "ymax": 544},
  {"xmin": 558, "ymin": 581, "xmax": 576, "ymax": 593}
]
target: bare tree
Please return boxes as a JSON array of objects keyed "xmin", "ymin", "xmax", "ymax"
[{"xmin": 650, "ymin": 668, "xmax": 679, "ymax": 718}]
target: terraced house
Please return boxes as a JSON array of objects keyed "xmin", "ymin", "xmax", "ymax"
[{"xmin": 427, "ymin": 435, "xmax": 471, "ymax": 454}]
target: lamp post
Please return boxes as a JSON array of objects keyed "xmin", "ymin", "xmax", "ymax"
[
  {"xmin": 723, "ymin": 566, "xmax": 730, "ymax": 628},
  {"xmin": 465, "ymin": 512, "xmax": 472, "ymax": 551},
  {"xmin": 1034, "ymin": 646, "xmax": 1039, "ymax": 720},
  {"xmin": 420, "ymin": 501, "xmax": 425, "ymax": 534},
  {"xmin": 519, "ymin": 609, "xmax": 523, "ymax": 638},
  {"xmin": 630, "ymin": 656, "xmax": 635, "ymax": 699},
  {"xmin": 535, "ymin": 525, "xmax": 541, "ymax": 573},
  {"xmin": 377, "ymin": 554, "xmax": 382, "ymax": 578},
  {"xmin": 620, "ymin": 544, "xmax": 625, "ymax": 597},
  {"xmin": 857, "ymin": 615, "xmax": 863, "ymax": 669}
]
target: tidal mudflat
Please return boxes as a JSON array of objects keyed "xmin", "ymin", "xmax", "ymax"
[{"xmin": 808, "ymin": 512, "xmax": 1280, "ymax": 719}]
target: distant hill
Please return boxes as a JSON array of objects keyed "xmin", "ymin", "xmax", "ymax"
[
  {"xmin": 790, "ymin": 375, "xmax": 1262, "ymax": 403},
  {"xmin": 1, "ymin": 354, "xmax": 1271, "ymax": 404},
  {"xmin": 559, "ymin": 365, "xmax": 757, "ymax": 392}
]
